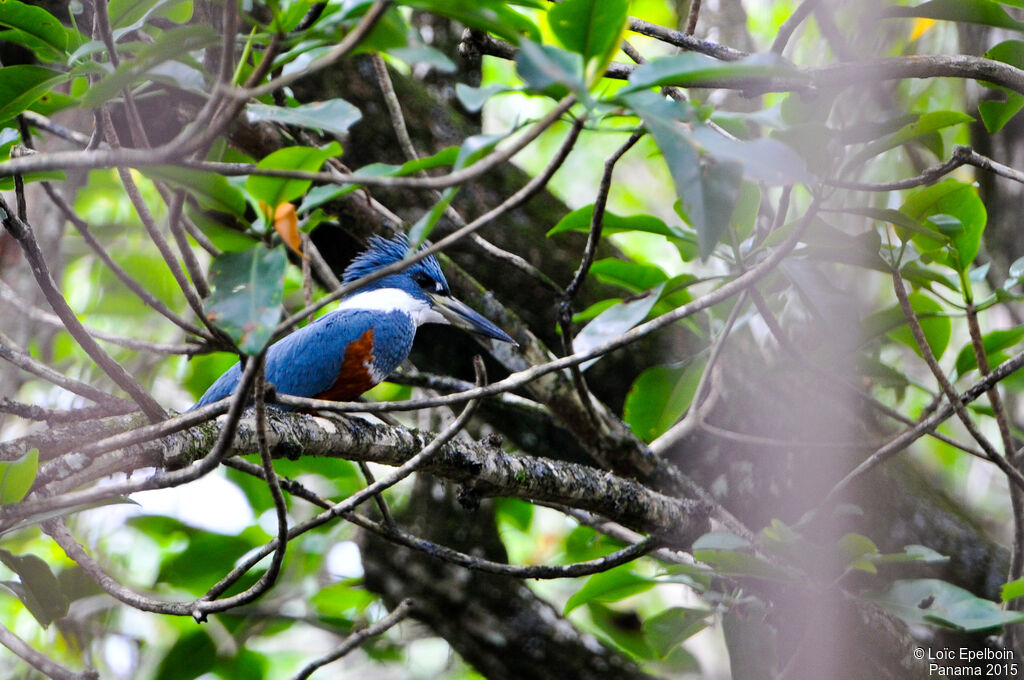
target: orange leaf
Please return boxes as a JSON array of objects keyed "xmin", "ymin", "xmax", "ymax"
[{"xmin": 273, "ymin": 202, "xmax": 304, "ymax": 257}]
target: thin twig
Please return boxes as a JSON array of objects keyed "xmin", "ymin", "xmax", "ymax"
[
  {"xmin": 0, "ymin": 195, "xmax": 166, "ymax": 421},
  {"xmin": 39, "ymin": 182, "xmax": 211, "ymax": 339},
  {"xmin": 771, "ymin": 0, "xmax": 822, "ymax": 55},
  {"xmin": 0, "ymin": 621, "xmax": 97, "ymax": 680},
  {"xmin": 290, "ymin": 599, "xmax": 414, "ymax": 680}
]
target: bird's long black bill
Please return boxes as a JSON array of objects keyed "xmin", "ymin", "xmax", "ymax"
[{"xmin": 428, "ymin": 293, "xmax": 517, "ymax": 345}]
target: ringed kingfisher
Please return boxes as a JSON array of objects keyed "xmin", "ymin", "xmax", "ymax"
[{"xmin": 194, "ymin": 235, "xmax": 515, "ymax": 408}]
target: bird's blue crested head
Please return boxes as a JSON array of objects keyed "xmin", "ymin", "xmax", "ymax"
[{"xmin": 342, "ymin": 234, "xmax": 449, "ymax": 299}]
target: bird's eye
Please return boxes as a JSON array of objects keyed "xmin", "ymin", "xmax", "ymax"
[{"xmin": 412, "ymin": 272, "xmax": 434, "ymax": 289}]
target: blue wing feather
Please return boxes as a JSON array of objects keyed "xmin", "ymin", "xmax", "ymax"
[{"xmin": 192, "ymin": 309, "xmax": 415, "ymax": 409}]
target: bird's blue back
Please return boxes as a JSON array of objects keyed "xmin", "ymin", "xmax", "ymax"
[{"xmin": 193, "ymin": 308, "xmax": 415, "ymax": 409}]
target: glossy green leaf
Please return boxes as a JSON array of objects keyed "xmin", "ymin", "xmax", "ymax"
[
  {"xmin": 548, "ymin": 204, "xmax": 684, "ymax": 238},
  {"xmin": 400, "ymin": 0, "xmax": 540, "ymax": 44},
  {"xmin": 884, "ymin": 0, "xmax": 1024, "ymax": 31},
  {"xmin": 245, "ymin": 100, "xmax": 363, "ymax": 137},
  {"xmin": 0, "ymin": 447, "xmax": 37, "ymax": 504},
  {"xmin": 143, "ymin": 166, "xmax": 246, "ymax": 216},
  {"xmin": 978, "ymin": 41, "xmax": 1024, "ymax": 132},
  {"xmin": 0, "ymin": 66, "xmax": 68, "ymax": 122},
  {"xmin": 862, "ymin": 579, "xmax": 1024, "ymax": 631},
  {"xmin": 564, "ymin": 563, "xmax": 655, "ymax": 614},
  {"xmin": 515, "ymin": 39, "xmax": 584, "ymax": 96},
  {"xmin": 867, "ymin": 292, "xmax": 951, "ymax": 360},
  {"xmin": 574, "ymin": 283, "xmax": 665, "ymax": 371},
  {"xmin": 954, "ymin": 326, "xmax": 1024, "ymax": 375},
  {"xmin": 844, "ymin": 111, "xmax": 973, "ymax": 169},
  {"xmin": 0, "ymin": 549, "xmax": 68, "ymax": 627},
  {"xmin": 839, "ymin": 533, "xmax": 879, "ymax": 574},
  {"xmin": 204, "ymin": 246, "xmax": 288, "ymax": 355},
  {"xmin": 547, "ymin": 0, "xmax": 628, "ymax": 82},
  {"xmin": 0, "ymin": 0, "xmax": 80, "ymax": 59},
  {"xmin": 246, "ymin": 142, "xmax": 342, "ymax": 209},
  {"xmin": 900, "ymin": 180, "xmax": 987, "ymax": 272},
  {"xmin": 623, "ymin": 360, "xmax": 705, "ymax": 442},
  {"xmin": 622, "ymin": 52, "xmax": 807, "ymax": 94},
  {"xmin": 590, "ymin": 258, "xmax": 668, "ymax": 293}
]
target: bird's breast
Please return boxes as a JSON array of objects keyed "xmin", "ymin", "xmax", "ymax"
[{"xmin": 314, "ymin": 328, "xmax": 379, "ymax": 401}]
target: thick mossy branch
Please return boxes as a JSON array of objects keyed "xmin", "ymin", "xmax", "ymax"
[{"xmin": 163, "ymin": 409, "xmax": 710, "ymax": 546}]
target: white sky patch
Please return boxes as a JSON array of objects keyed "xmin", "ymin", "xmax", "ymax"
[
  {"xmin": 131, "ymin": 470, "xmax": 254, "ymax": 534},
  {"xmin": 325, "ymin": 540, "xmax": 364, "ymax": 579}
]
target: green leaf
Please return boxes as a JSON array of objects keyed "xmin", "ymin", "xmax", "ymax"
[
  {"xmin": 246, "ymin": 142, "xmax": 342, "ymax": 209},
  {"xmin": 871, "ymin": 544, "xmax": 950, "ymax": 566},
  {"xmin": 204, "ymin": 246, "xmax": 288, "ymax": 355},
  {"xmin": 455, "ymin": 83, "xmax": 512, "ymax": 113},
  {"xmin": 400, "ymin": 0, "xmax": 540, "ymax": 44},
  {"xmin": 884, "ymin": 0, "xmax": 1024, "ymax": 31},
  {"xmin": 622, "ymin": 52, "xmax": 808, "ymax": 94},
  {"xmin": 515, "ymin": 39, "xmax": 584, "ymax": 97},
  {"xmin": 574, "ymin": 283, "xmax": 665, "ymax": 371},
  {"xmin": 900, "ymin": 179, "xmax": 987, "ymax": 272},
  {"xmin": 495, "ymin": 498, "xmax": 534, "ymax": 532},
  {"xmin": 862, "ymin": 578, "xmax": 1024, "ymax": 631},
  {"xmin": 564, "ymin": 563, "xmax": 655, "ymax": 614},
  {"xmin": 844, "ymin": 111, "xmax": 974, "ymax": 169},
  {"xmin": 154, "ymin": 629, "xmax": 216, "ymax": 680},
  {"xmin": 547, "ymin": 204, "xmax": 684, "ymax": 238},
  {"xmin": 301, "ymin": 146, "xmax": 459, "ymax": 213},
  {"xmin": 312, "ymin": 579, "xmax": 376, "ymax": 619},
  {"xmin": 623, "ymin": 360, "xmax": 705, "ymax": 442},
  {"xmin": 842, "ymin": 207, "xmax": 949, "ymax": 243},
  {"xmin": 0, "ymin": 0, "xmax": 81, "ymax": 60},
  {"xmin": 643, "ymin": 607, "xmax": 709, "ymax": 659},
  {"xmin": 692, "ymin": 124, "xmax": 811, "ymax": 185},
  {"xmin": 0, "ymin": 65, "xmax": 68, "ymax": 122},
  {"xmin": 622, "ymin": 90, "xmax": 744, "ymax": 257},
  {"xmin": 954, "ymin": 326, "xmax": 1024, "ymax": 375},
  {"xmin": 388, "ymin": 45, "xmax": 456, "ymax": 73},
  {"xmin": 0, "ymin": 448, "xmax": 37, "ymax": 504},
  {"xmin": 692, "ymin": 531, "xmax": 751, "ymax": 551},
  {"xmin": 142, "ymin": 166, "xmax": 246, "ymax": 216},
  {"xmin": 1002, "ymin": 577, "xmax": 1024, "ymax": 602},
  {"xmin": 0, "ymin": 549, "xmax": 68, "ymax": 627},
  {"xmin": 108, "ymin": 0, "xmax": 192, "ymax": 28},
  {"xmin": 866, "ymin": 292, "xmax": 951, "ymax": 360},
  {"xmin": 978, "ymin": 41, "xmax": 1024, "ymax": 133},
  {"xmin": 723, "ymin": 604, "xmax": 778, "ymax": 680},
  {"xmin": 547, "ymin": 0, "xmax": 629, "ymax": 82},
  {"xmin": 692, "ymin": 549, "xmax": 792, "ymax": 581},
  {"xmin": 839, "ymin": 533, "xmax": 879, "ymax": 574},
  {"xmin": 245, "ymin": 99, "xmax": 363, "ymax": 137},
  {"xmin": 590, "ymin": 258, "xmax": 668, "ymax": 293},
  {"xmin": 80, "ymin": 25, "xmax": 217, "ymax": 107}
]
